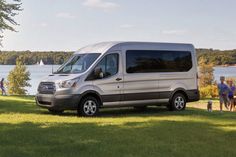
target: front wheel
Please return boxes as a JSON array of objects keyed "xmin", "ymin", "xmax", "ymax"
[
  {"xmin": 78, "ymin": 96, "xmax": 99, "ymax": 117},
  {"xmin": 170, "ymin": 93, "xmax": 186, "ymax": 111}
]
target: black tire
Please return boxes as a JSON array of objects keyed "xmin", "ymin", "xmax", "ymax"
[
  {"xmin": 170, "ymin": 93, "xmax": 186, "ymax": 111},
  {"xmin": 78, "ymin": 96, "xmax": 99, "ymax": 117},
  {"xmin": 48, "ymin": 109, "xmax": 64, "ymax": 114},
  {"xmin": 133, "ymin": 106, "xmax": 147, "ymax": 111}
]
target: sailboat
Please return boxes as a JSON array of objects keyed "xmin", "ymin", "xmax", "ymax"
[{"xmin": 39, "ymin": 59, "xmax": 44, "ymax": 66}]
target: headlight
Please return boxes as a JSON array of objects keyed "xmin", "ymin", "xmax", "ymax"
[{"xmin": 58, "ymin": 78, "xmax": 80, "ymax": 88}]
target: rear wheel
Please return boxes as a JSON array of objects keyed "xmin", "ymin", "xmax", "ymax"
[
  {"xmin": 170, "ymin": 93, "xmax": 186, "ymax": 111},
  {"xmin": 78, "ymin": 96, "xmax": 99, "ymax": 117}
]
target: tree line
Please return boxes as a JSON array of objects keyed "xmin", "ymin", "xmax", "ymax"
[
  {"xmin": 197, "ymin": 49, "xmax": 236, "ymax": 66},
  {"xmin": 0, "ymin": 51, "xmax": 73, "ymax": 65},
  {"xmin": 1, "ymin": 49, "xmax": 236, "ymax": 65}
]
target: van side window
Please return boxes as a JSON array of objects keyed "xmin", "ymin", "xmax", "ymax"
[
  {"xmin": 126, "ymin": 50, "xmax": 192, "ymax": 73},
  {"xmin": 88, "ymin": 53, "xmax": 119, "ymax": 80}
]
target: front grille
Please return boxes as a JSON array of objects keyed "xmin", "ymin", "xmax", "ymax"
[{"xmin": 38, "ymin": 82, "xmax": 56, "ymax": 94}]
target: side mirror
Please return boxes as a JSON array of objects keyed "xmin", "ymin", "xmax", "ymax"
[{"xmin": 94, "ymin": 67, "xmax": 103, "ymax": 79}]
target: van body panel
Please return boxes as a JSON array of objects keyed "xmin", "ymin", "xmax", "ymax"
[
  {"xmin": 103, "ymin": 99, "xmax": 169, "ymax": 108},
  {"xmin": 36, "ymin": 41, "xmax": 200, "ymax": 111}
]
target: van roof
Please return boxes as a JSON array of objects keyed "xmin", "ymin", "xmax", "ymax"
[{"xmin": 75, "ymin": 41, "xmax": 195, "ymax": 54}]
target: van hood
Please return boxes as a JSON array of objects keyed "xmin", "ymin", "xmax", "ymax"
[{"xmin": 41, "ymin": 74, "xmax": 83, "ymax": 83}]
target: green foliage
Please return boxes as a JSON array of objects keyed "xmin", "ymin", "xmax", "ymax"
[
  {"xmin": 198, "ymin": 58, "xmax": 214, "ymax": 87},
  {"xmin": 0, "ymin": 0, "xmax": 22, "ymax": 44},
  {"xmin": 0, "ymin": 51, "xmax": 73, "ymax": 65},
  {"xmin": 199, "ymin": 86, "xmax": 212, "ymax": 98},
  {"xmin": 210, "ymin": 84, "xmax": 219, "ymax": 98},
  {"xmin": 197, "ymin": 49, "xmax": 236, "ymax": 65},
  {"xmin": 199, "ymin": 85, "xmax": 218, "ymax": 99},
  {"xmin": 7, "ymin": 56, "xmax": 31, "ymax": 95},
  {"xmin": 1, "ymin": 49, "xmax": 236, "ymax": 66}
]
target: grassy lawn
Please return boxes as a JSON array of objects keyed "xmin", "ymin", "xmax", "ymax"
[{"xmin": 0, "ymin": 96, "xmax": 236, "ymax": 157}]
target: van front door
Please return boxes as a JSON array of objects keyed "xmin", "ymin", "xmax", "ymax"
[{"xmin": 92, "ymin": 52, "xmax": 123, "ymax": 106}]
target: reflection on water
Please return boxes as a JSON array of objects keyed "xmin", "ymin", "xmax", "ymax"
[{"xmin": 0, "ymin": 65, "xmax": 235, "ymax": 95}]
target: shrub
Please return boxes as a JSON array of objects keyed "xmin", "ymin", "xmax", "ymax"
[
  {"xmin": 7, "ymin": 57, "xmax": 31, "ymax": 95},
  {"xmin": 199, "ymin": 85, "xmax": 218, "ymax": 99},
  {"xmin": 200, "ymin": 86, "xmax": 211, "ymax": 99},
  {"xmin": 210, "ymin": 84, "xmax": 218, "ymax": 98}
]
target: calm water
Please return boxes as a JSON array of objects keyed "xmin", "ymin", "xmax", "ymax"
[
  {"xmin": 0, "ymin": 65, "xmax": 60, "ymax": 95},
  {"xmin": 0, "ymin": 65, "xmax": 236, "ymax": 95}
]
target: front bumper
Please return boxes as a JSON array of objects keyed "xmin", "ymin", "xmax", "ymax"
[{"xmin": 35, "ymin": 94, "xmax": 81, "ymax": 110}]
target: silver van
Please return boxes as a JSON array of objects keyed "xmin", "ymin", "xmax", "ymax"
[{"xmin": 36, "ymin": 42, "xmax": 199, "ymax": 116}]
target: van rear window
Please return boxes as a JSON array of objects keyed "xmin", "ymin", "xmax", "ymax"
[{"xmin": 126, "ymin": 50, "xmax": 192, "ymax": 73}]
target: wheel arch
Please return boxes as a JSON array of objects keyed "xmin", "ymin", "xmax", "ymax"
[
  {"xmin": 78, "ymin": 90, "xmax": 103, "ymax": 108},
  {"xmin": 170, "ymin": 88, "xmax": 189, "ymax": 102}
]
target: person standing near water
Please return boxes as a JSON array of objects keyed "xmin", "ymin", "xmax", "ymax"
[
  {"xmin": 218, "ymin": 76, "xmax": 230, "ymax": 112},
  {"xmin": 228, "ymin": 80, "xmax": 235, "ymax": 112},
  {"xmin": 0, "ymin": 78, "xmax": 7, "ymax": 96}
]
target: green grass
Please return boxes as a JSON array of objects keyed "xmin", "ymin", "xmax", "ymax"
[{"xmin": 0, "ymin": 96, "xmax": 236, "ymax": 157}]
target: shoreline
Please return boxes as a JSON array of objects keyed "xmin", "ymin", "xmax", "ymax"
[{"xmin": 214, "ymin": 64, "xmax": 236, "ymax": 67}]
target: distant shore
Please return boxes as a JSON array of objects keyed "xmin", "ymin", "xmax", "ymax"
[
  {"xmin": 1, "ymin": 64, "xmax": 236, "ymax": 67},
  {"xmin": 214, "ymin": 64, "xmax": 236, "ymax": 67}
]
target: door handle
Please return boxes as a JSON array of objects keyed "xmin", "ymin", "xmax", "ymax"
[{"xmin": 116, "ymin": 78, "xmax": 122, "ymax": 81}]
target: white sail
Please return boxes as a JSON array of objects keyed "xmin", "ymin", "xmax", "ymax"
[{"xmin": 39, "ymin": 59, "xmax": 44, "ymax": 66}]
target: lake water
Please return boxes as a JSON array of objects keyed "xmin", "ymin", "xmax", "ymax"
[
  {"xmin": 0, "ymin": 65, "xmax": 236, "ymax": 95},
  {"xmin": 0, "ymin": 65, "xmax": 60, "ymax": 95}
]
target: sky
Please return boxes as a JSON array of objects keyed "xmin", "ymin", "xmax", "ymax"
[{"xmin": 1, "ymin": 0, "xmax": 236, "ymax": 51}]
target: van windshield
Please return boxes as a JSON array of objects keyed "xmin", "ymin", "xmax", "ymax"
[{"xmin": 56, "ymin": 53, "xmax": 101, "ymax": 74}]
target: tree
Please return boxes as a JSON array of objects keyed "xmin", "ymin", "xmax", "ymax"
[
  {"xmin": 0, "ymin": 0, "xmax": 22, "ymax": 45},
  {"xmin": 198, "ymin": 57, "xmax": 214, "ymax": 87},
  {"xmin": 198, "ymin": 58, "xmax": 217, "ymax": 98},
  {"xmin": 7, "ymin": 56, "xmax": 31, "ymax": 95}
]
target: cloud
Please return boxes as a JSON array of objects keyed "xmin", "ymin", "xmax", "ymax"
[
  {"xmin": 83, "ymin": 0, "xmax": 119, "ymax": 11},
  {"xmin": 120, "ymin": 24, "xmax": 135, "ymax": 29},
  {"xmin": 40, "ymin": 22, "xmax": 48, "ymax": 27},
  {"xmin": 56, "ymin": 12, "xmax": 76, "ymax": 19},
  {"xmin": 161, "ymin": 30, "xmax": 187, "ymax": 35}
]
